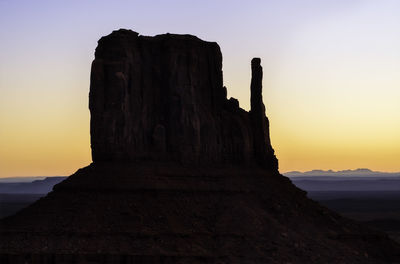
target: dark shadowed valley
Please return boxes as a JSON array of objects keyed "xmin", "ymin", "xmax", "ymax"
[
  {"xmin": 0, "ymin": 177, "xmax": 66, "ymax": 218},
  {"xmin": 287, "ymin": 169, "xmax": 400, "ymax": 243},
  {"xmin": 2, "ymin": 171, "xmax": 400, "ymax": 244}
]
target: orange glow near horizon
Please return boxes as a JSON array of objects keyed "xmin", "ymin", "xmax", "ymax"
[{"xmin": 1, "ymin": 1, "xmax": 399, "ymax": 177}]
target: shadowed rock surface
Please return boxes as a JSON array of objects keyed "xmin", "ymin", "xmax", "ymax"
[
  {"xmin": 0, "ymin": 29, "xmax": 399, "ymax": 263},
  {"xmin": 89, "ymin": 29, "xmax": 277, "ymax": 169}
]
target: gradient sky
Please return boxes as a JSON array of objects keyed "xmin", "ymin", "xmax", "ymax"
[{"xmin": 1, "ymin": 0, "xmax": 399, "ymax": 177}]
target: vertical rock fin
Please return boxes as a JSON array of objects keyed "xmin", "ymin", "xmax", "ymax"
[{"xmin": 250, "ymin": 58, "xmax": 278, "ymax": 170}]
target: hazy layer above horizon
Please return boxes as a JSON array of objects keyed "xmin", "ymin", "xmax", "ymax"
[
  {"xmin": 1, "ymin": 0, "xmax": 399, "ymax": 177},
  {"xmin": 284, "ymin": 168, "xmax": 400, "ymax": 177}
]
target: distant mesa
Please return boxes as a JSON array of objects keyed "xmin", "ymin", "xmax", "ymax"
[
  {"xmin": 0, "ymin": 177, "xmax": 47, "ymax": 183},
  {"xmin": 285, "ymin": 168, "xmax": 400, "ymax": 177},
  {"xmin": 0, "ymin": 177, "xmax": 66, "ymax": 194}
]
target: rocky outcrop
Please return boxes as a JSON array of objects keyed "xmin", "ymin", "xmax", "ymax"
[
  {"xmin": 89, "ymin": 29, "xmax": 277, "ymax": 169},
  {"xmin": 250, "ymin": 58, "xmax": 277, "ymax": 168}
]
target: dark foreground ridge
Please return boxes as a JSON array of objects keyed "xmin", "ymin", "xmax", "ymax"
[{"xmin": 0, "ymin": 29, "xmax": 399, "ymax": 263}]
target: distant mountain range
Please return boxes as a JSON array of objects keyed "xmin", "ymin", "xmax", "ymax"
[
  {"xmin": 283, "ymin": 169, "xmax": 400, "ymax": 191},
  {"xmin": 1, "ymin": 168, "xmax": 400, "ymax": 194},
  {"xmin": 0, "ymin": 177, "xmax": 48, "ymax": 183},
  {"xmin": 0, "ymin": 177, "xmax": 67, "ymax": 194},
  {"xmin": 284, "ymin": 168, "xmax": 400, "ymax": 178}
]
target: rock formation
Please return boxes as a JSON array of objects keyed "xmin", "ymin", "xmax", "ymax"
[
  {"xmin": 250, "ymin": 58, "xmax": 276, "ymax": 168},
  {"xmin": 89, "ymin": 29, "xmax": 277, "ymax": 169},
  {"xmin": 0, "ymin": 30, "xmax": 399, "ymax": 264}
]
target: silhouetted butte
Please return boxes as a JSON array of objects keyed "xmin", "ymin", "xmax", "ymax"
[
  {"xmin": 89, "ymin": 29, "xmax": 277, "ymax": 169},
  {"xmin": 0, "ymin": 29, "xmax": 399, "ymax": 264}
]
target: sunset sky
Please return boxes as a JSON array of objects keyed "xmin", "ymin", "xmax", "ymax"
[{"xmin": 1, "ymin": 0, "xmax": 399, "ymax": 177}]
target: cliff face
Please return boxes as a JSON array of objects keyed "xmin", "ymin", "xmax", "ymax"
[{"xmin": 90, "ymin": 29, "xmax": 277, "ymax": 169}]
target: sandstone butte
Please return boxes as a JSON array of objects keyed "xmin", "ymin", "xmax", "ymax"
[{"xmin": 0, "ymin": 29, "xmax": 399, "ymax": 264}]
